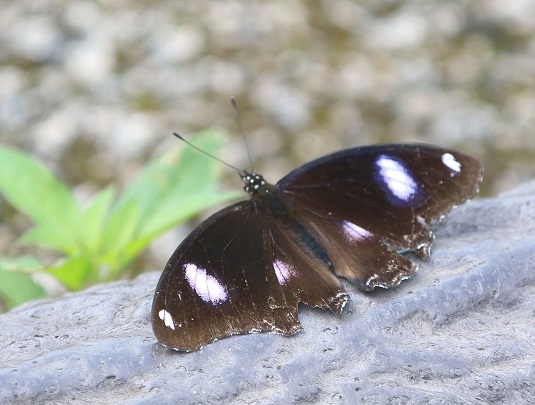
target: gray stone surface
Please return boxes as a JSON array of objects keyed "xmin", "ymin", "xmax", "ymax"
[{"xmin": 1, "ymin": 181, "xmax": 535, "ymax": 404}]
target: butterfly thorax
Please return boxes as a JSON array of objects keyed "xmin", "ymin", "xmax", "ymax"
[
  {"xmin": 241, "ymin": 171, "xmax": 288, "ymax": 218},
  {"xmin": 241, "ymin": 171, "xmax": 267, "ymax": 195}
]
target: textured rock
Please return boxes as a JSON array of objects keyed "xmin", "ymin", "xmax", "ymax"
[{"xmin": 1, "ymin": 181, "xmax": 535, "ymax": 404}]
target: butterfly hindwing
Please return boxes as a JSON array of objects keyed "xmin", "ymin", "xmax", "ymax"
[{"xmin": 294, "ymin": 209, "xmax": 418, "ymax": 290}]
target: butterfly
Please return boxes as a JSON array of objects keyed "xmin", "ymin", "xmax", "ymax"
[{"xmin": 152, "ymin": 143, "xmax": 483, "ymax": 351}]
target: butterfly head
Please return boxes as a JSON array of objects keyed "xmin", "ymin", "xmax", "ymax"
[{"xmin": 241, "ymin": 171, "xmax": 267, "ymax": 196}]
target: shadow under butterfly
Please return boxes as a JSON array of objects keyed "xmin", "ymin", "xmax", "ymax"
[{"xmin": 152, "ymin": 143, "xmax": 483, "ymax": 351}]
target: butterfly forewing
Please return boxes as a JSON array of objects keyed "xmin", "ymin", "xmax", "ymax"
[
  {"xmin": 153, "ymin": 202, "xmax": 289, "ymax": 351},
  {"xmin": 278, "ymin": 144, "xmax": 482, "ymax": 256}
]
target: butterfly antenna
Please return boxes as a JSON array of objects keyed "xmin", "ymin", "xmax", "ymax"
[
  {"xmin": 173, "ymin": 132, "xmax": 242, "ymax": 174},
  {"xmin": 231, "ymin": 98, "xmax": 254, "ymax": 172}
]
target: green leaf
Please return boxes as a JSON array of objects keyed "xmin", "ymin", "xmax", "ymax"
[
  {"xmin": 120, "ymin": 129, "xmax": 239, "ymax": 240},
  {"xmin": 0, "ymin": 146, "xmax": 80, "ymax": 251},
  {"xmin": 0, "ymin": 256, "xmax": 47, "ymax": 309},
  {"xmin": 0, "ymin": 271, "xmax": 47, "ymax": 309},
  {"xmin": 0, "ymin": 129, "xmax": 240, "ymax": 294},
  {"xmin": 79, "ymin": 185, "xmax": 115, "ymax": 255},
  {"xmin": 100, "ymin": 129, "xmax": 239, "ymax": 276},
  {"xmin": 47, "ymin": 256, "xmax": 94, "ymax": 291},
  {"xmin": 99, "ymin": 198, "xmax": 141, "ymax": 263},
  {"xmin": 140, "ymin": 190, "xmax": 239, "ymax": 241},
  {"xmin": 19, "ymin": 223, "xmax": 79, "ymax": 254},
  {"xmin": 0, "ymin": 255, "xmax": 43, "ymax": 271}
]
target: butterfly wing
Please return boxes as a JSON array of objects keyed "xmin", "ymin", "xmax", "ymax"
[
  {"xmin": 152, "ymin": 201, "xmax": 348, "ymax": 351},
  {"xmin": 153, "ymin": 143, "xmax": 482, "ymax": 350},
  {"xmin": 277, "ymin": 144, "xmax": 483, "ymax": 289}
]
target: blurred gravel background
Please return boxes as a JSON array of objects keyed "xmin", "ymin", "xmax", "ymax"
[{"xmin": 1, "ymin": 0, "xmax": 535, "ymax": 272}]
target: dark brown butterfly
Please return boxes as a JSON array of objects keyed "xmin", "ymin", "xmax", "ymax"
[{"xmin": 152, "ymin": 143, "xmax": 482, "ymax": 351}]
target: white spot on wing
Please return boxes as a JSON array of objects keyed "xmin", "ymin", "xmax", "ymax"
[
  {"xmin": 274, "ymin": 260, "xmax": 294, "ymax": 285},
  {"xmin": 184, "ymin": 263, "xmax": 228, "ymax": 305},
  {"xmin": 158, "ymin": 309, "xmax": 176, "ymax": 330},
  {"xmin": 342, "ymin": 221, "xmax": 373, "ymax": 242},
  {"xmin": 376, "ymin": 155, "xmax": 418, "ymax": 202},
  {"xmin": 442, "ymin": 152, "xmax": 461, "ymax": 174}
]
